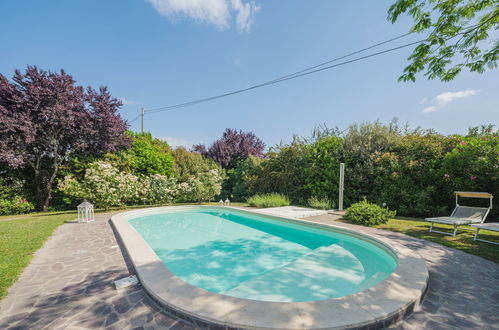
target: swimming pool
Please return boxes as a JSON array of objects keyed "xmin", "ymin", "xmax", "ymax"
[
  {"xmin": 129, "ymin": 207, "xmax": 397, "ymax": 302},
  {"xmin": 112, "ymin": 206, "xmax": 428, "ymax": 329}
]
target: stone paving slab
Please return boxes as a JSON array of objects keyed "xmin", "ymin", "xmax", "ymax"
[
  {"xmin": 302, "ymin": 215, "xmax": 499, "ymax": 330},
  {"xmin": 0, "ymin": 211, "xmax": 498, "ymax": 329},
  {"xmin": 0, "ymin": 212, "xmax": 193, "ymax": 330},
  {"xmin": 239, "ymin": 206, "xmax": 331, "ymax": 219}
]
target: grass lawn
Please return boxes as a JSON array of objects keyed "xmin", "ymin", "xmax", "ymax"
[
  {"xmin": 0, "ymin": 212, "xmax": 76, "ymax": 299},
  {"xmin": 372, "ymin": 217, "xmax": 499, "ymax": 264}
]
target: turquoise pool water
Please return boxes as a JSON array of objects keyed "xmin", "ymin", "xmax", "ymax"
[{"xmin": 129, "ymin": 207, "xmax": 397, "ymax": 302}]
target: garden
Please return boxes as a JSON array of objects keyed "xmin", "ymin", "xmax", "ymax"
[{"xmin": 0, "ymin": 66, "xmax": 498, "ymax": 302}]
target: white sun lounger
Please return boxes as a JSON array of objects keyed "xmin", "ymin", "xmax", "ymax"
[
  {"xmin": 469, "ymin": 223, "xmax": 499, "ymax": 245},
  {"xmin": 425, "ymin": 191, "xmax": 493, "ymax": 237}
]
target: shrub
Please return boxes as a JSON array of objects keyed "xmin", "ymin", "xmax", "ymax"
[
  {"xmin": 187, "ymin": 169, "xmax": 223, "ymax": 203},
  {"xmin": 247, "ymin": 193, "xmax": 290, "ymax": 208},
  {"xmin": 344, "ymin": 199, "xmax": 396, "ymax": 226},
  {"xmin": 58, "ymin": 161, "xmax": 142, "ymax": 209},
  {"xmin": 144, "ymin": 175, "xmax": 178, "ymax": 205},
  {"xmin": 308, "ymin": 196, "xmax": 335, "ymax": 210},
  {"xmin": 0, "ymin": 196, "xmax": 35, "ymax": 215},
  {"xmin": 177, "ymin": 169, "xmax": 224, "ymax": 203}
]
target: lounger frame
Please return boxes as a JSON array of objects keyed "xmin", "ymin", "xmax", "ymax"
[
  {"xmin": 426, "ymin": 192, "xmax": 493, "ymax": 237},
  {"xmin": 470, "ymin": 224, "xmax": 499, "ymax": 245}
]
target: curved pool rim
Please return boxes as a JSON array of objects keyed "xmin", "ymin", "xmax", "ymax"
[{"xmin": 111, "ymin": 206, "xmax": 429, "ymax": 329}]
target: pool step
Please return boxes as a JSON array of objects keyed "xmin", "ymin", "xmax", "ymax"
[{"xmin": 222, "ymin": 244, "xmax": 380, "ymax": 302}]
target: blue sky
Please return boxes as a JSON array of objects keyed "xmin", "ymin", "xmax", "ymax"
[{"xmin": 1, "ymin": 0, "xmax": 498, "ymax": 149}]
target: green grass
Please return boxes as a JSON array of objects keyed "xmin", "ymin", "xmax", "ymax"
[
  {"xmin": 0, "ymin": 212, "xmax": 76, "ymax": 299},
  {"xmin": 370, "ymin": 217, "xmax": 499, "ymax": 264}
]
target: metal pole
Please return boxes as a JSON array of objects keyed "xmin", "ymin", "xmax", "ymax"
[
  {"xmin": 339, "ymin": 163, "xmax": 345, "ymax": 211},
  {"xmin": 141, "ymin": 107, "xmax": 144, "ymax": 133}
]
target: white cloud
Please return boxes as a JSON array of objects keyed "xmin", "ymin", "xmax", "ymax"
[
  {"xmin": 420, "ymin": 89, "xmax": 479, "ymax": 114},
  {"xmin": 231, "ymin": 0, "xmax": 260, "ymax": 32},
  {"xmin": 434, "ymin": 89, "xmax": 479, "ymax": 106},
  {"xmin": 145, "ymin": 0, "xmax": 259, "ymax": 31},
  {"xmin": 161, "ymin": 136, "xmax": 193, "ymax": 149},
  {"xmin": 421, "ymin": 106, "xmax": 438, "ymax": 113},
  {"xmin": 119, "ymin": 98, "xmax": 137, "ymax": 106},
  {"xmin": 419, "ymin": 97, "xmax": 428, "ymax": 105}
]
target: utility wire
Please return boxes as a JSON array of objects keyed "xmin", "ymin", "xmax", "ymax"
[
  {"xmin": 146, "ymin": 38, "xmax": 424, "ymax": 114},
  {"xmin": 142, "ymin": 17, "xmax": 494, "ymax": 116},
  {"xmin": 146, "ymin": 31, "xmax": 414, "ymax": 113},
  {"xmin": 128, "ymin": 113, "xmax": 141, "ymax": 124}
]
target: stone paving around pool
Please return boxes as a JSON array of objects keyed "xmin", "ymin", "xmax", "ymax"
[
  {"xmin": 0, "ymin": 212, "xmax": 193, "ymax": 330},
  {"xmin": 0, "ymin": 211, "xmax": 497, "ymax": 329}
]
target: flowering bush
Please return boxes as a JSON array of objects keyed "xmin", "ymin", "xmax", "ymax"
[
  {"xmin": 59, "ymin": 161, "xmax": 142, "ymax": 209},
  {"xmin": 177, "ymin": 169, "xmax": 223, "ymax": 202},
  {"xmin": 441, "ymin": 135, "xmax": 498, "ymax": 194},
  {"xmin": 145, "ymin": 174, "xmax": 178, "ymax": 205}
]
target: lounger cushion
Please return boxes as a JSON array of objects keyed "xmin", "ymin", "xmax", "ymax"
[
  {"xmin": 425, "ymin": 217, "xmax": 482, "ymax": 225},
  {"xmin": 469, "ymin": 223, "xmax": 499, "ymax": 232}
]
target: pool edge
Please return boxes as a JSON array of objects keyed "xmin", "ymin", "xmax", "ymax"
[{"xmin": 111, "ymin": 206, "xmax": 429, "ymax": 330}]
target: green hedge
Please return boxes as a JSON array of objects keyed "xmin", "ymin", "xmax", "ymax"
[{"xmin": 248, "ymin": 123, "xmax": 498, "ymax": 219}]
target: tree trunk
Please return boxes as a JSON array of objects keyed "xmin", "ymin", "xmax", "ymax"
[
  {"xmin": 35, "ymin": 177, "xmax": 52, "ymax": 212},
  {"xmin": 34, "ymin": 161, "xmax": 59, "ymax": 212}
]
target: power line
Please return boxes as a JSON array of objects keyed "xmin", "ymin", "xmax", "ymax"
[
  {"xmin": 129, "ymin": 113, "xmax": 141, "ymax": 124},
  {"xmin": 146, "ymin": 38, "xmax": 425, "ymax": 114},
  {"xmin": 145, "ymin": 31, "xmax": 414, "ymax": 114},
  {"xmin": 140, "ymin": 17, "xmax": 495, "ymax": 116}
]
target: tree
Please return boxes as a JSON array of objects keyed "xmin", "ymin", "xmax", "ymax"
[
  {"xmin": 193, "ymin": 128, "xmax": 265, "ymax": 169},
  {"xmin": 171, "ymin": 146, "xmax": 219, "ymax": 182},
  {"xmin": 0, "ymin": 66, "xmax": 129, "ymax": 211},
  {"xmin": 388, "ymin": 0, "xmax": 498, "ymax": 81},
  {"xmin": 108, "ymin": 132, "xmax": 175, "ymax": 177},
  {"xmin": 256, "ymin": 139, "xmax": 311, "ymax": 204}
]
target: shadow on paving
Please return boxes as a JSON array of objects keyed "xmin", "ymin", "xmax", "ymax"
[
  {"xmin": 0, "ymin": 214, "xmax": 195, "ymax": 330},
  {"xmin": 1, "ymin": 212, "xmax": 498, "ymax": 329},
  {"xmin": 318, "ymin": 222, "xmax": 499, "ymax": 329}
]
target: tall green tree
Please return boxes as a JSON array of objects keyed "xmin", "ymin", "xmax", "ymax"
[
  {"xmin": 389, "ymin": 0, "xmax": 498, "ymax": 81},
  {"xmin": 108, "ymin": 132, "xmax": 175, "ymax": 177}
]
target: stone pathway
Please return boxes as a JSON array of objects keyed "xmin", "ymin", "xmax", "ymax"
[
  {"xmin": 0, "ymin": 211, "xmax": 497, "ymax": 329},
  {"xmin": 241, "ymin": 206, "xmax": 330, "ymax": 219},
  {"xmin": 0, "ymin": 212, "xmax": 193, "ymax": 329}
]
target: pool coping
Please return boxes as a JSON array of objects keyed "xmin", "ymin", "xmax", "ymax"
[{"xmin": 110, "ymin": 206, "xmax": 429, "ymax": 330}]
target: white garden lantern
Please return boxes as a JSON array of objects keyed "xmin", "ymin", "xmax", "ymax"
[{"xmin": 77, "ymin": 200, "xmax": 95, "ymax": 223}]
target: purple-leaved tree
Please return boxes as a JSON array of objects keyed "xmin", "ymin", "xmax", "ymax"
[
  {"xmin": 0, "ymin": 66, "xmax": 130, "ymax": 211},
  {"xmin": 193, "ymin": 128, "xmax": 265, "ymax": 169}
]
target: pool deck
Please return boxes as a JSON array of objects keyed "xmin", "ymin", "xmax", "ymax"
[{"xmin": 0, "ymin": 209, "xmax": 498, "ymax": 329}]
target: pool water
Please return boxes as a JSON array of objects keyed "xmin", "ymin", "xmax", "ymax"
[{"xmin": 129, "ymin": 208, "xmax": 397, "ymax": 302}]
